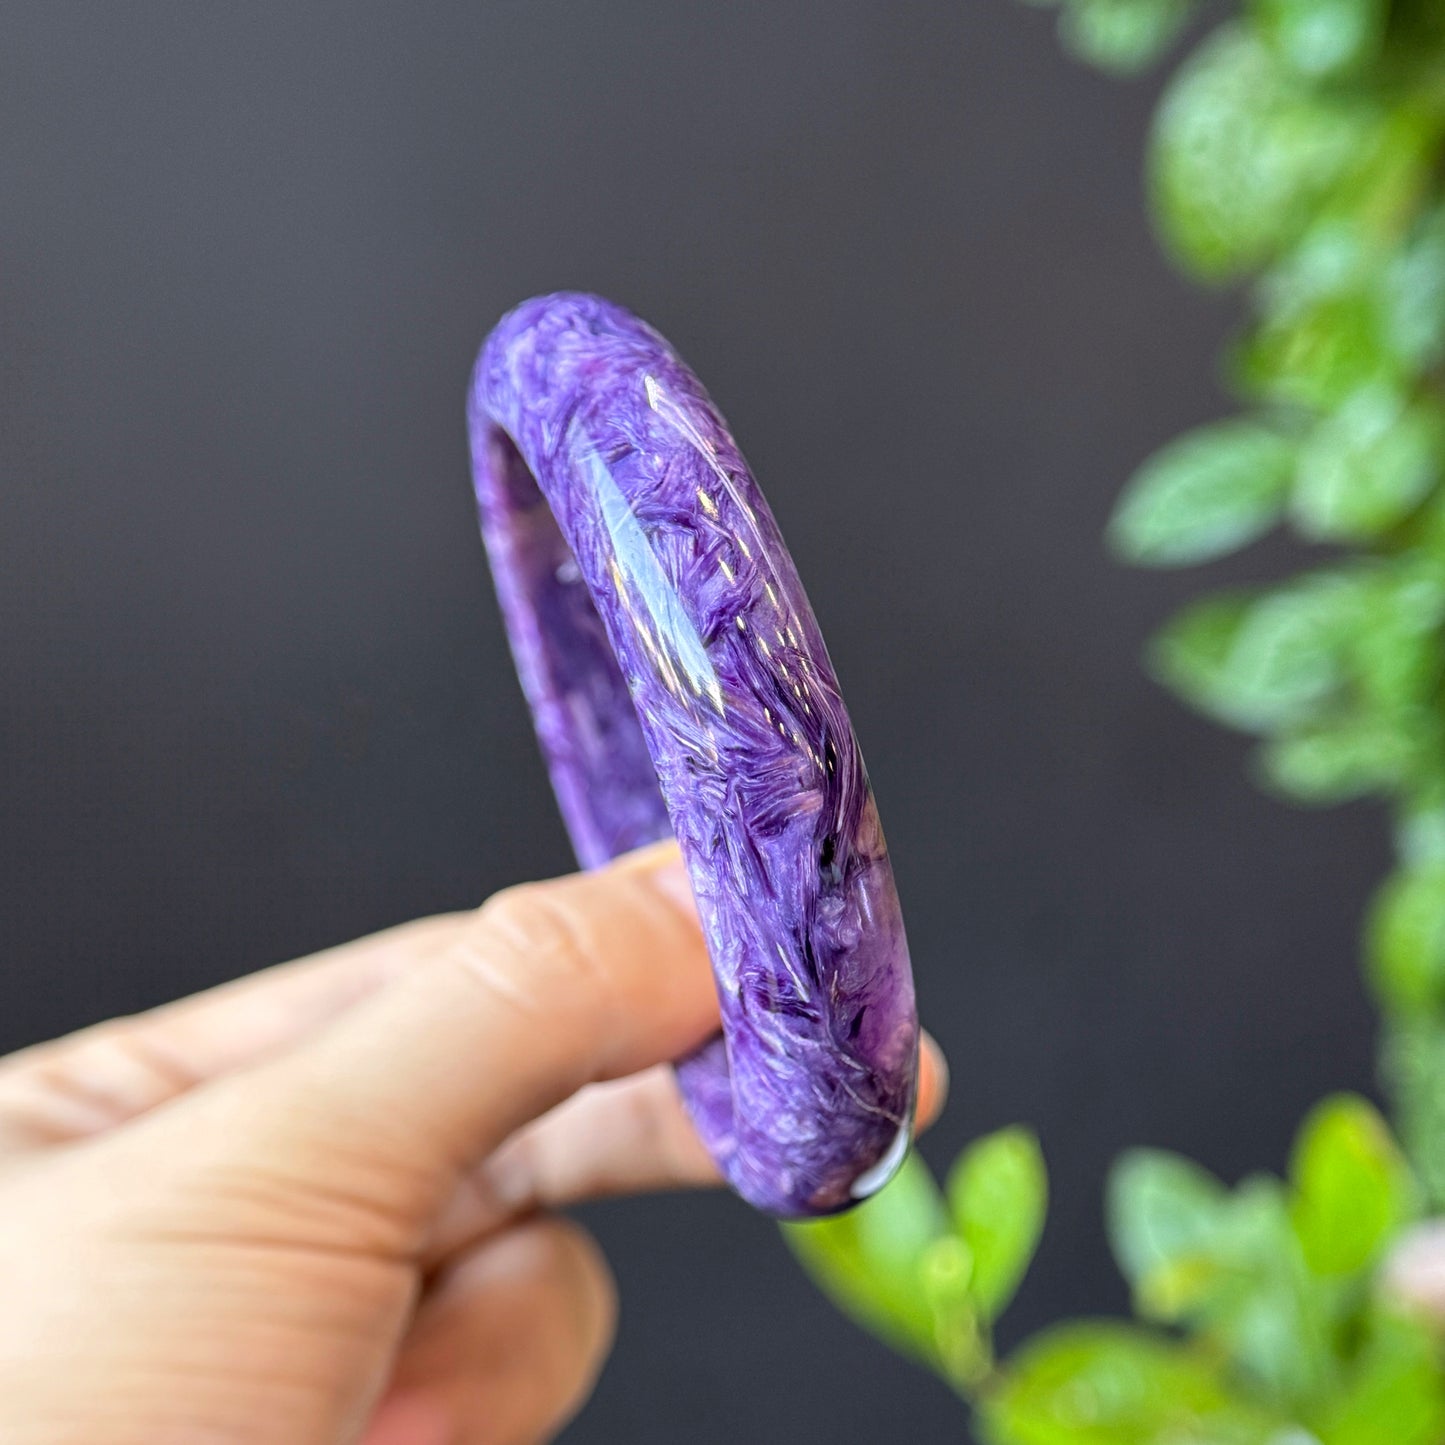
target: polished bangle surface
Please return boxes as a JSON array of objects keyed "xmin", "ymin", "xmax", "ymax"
[{"xmin": 468, "ymin": 293, "xmax": 917, "ymax": 1216}]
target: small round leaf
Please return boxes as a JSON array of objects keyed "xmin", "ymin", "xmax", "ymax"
[{"xmin": 1110, "ymin": 419, "xmax": 1296, "ymax": 566}]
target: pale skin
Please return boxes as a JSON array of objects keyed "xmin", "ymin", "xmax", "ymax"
[{"xmin": 0, "ymin": 841, "xmax": 947, "ymax": 1445}]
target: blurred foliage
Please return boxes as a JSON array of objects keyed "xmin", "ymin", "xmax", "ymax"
[
  {"xmin": 786, "ymin": 1131, "xmax": 1046, "ymax": 1393},
  {"xmin": 789, "ymin": 1101, "xmax": 1443, "ymax": 1441},
  {"xmin": 785, "ymin": 0, "xmax": 1445, "ymax": 1438}
]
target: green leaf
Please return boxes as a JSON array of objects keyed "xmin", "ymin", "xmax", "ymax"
[
  {"xmin": 1386, "ymin": 209, "xmax": 1445, "ymax": 371},
  {"xmin": 1111, "ymin": 1155, "xmax": 1333, "ymax": 1404},
  {"xmin": 1234, "ymin": 288, "xmax": 1397, "ymax": 411},
  {"xmin": 1058, "ymin": 0, "xmax": 1194, "ymax": 74},
  {"xmin": 1149, "ymin": 25, "xmax": 1382, "ymax": 281},
  {"xmin": 1367, "ymin": 866, "xmax": 1445, "ymax": 1014},
  {"xmin": 1252, "ymin": 0, "xmax": 1386, "ymax": 78},
  {"xmin": 1395, "ymin": 782, "xmax": 1445, "ymax": 868},
  {"xmin": 1231, "ymin": 225, "xmax": 1398, "ymax": 408},
  {"xmin": 977, "ymin": 1323, "xmax": 1281, "ymax": 1445},
  {"xmin": 1263, "ymin": 220, "xmax": 1381, "ymax": 304},
  {"xmin": 918, "ymin": 1235, "xmax": 990, "ymax": 1386},
  {"xmin": 1108, "ymin": 1150, "xmax": 1228, "ymax": 1318},
  {"xmin": 1338, "ymin": 109, "xmax": 1441, "ymax": 246},
  {"xmin": 947, "ymin": 1126, "xmax": 1048, "ymax": 1322},
  {"xmin": 1230, "ymin": 164, "xmax": 1440, "ymax": 408},
  {"xmin": 1292, "ymin": 388, "xmax": 1444, "ymax": 542},
  {"xmin": 782, "ymin": 1151, "xmax": 948, "ymax": 1366},
  {"xmin": 1108, "ymin": 419, "xmax": 1296, "ymax": 566},
  {"xmin": 1150, "ymin": 594, "xmax": 1256, "ymax": 725},
  {"xmin": 1200, "ymin": 1176, "xmax": 1333, "ymax": 1405},
  {"xmin": 1348, "ymin": 567, "xmax": 1445, "ymax": 716},
  {"xmin": 1149, "ymin": 575, "xmax": 1366, "ymax": 732},
  {"xmin": 1393, "ymin": 0, "xmax": 1445, "ymax": 47},
  {"xmin": 1383, "ymin": 1017, "xmax": 1445, "ymax": 1210},
  {"xmin": 1317, "ymin": 1309, "xmax": 1445, "ymax": 1445},
  {"xmin": 1289, "ymin": 1094, "xmax": 1414, "ymax": 1276},
  {"xmin": 1258, "ymin": 715, "xmax": 1415, "ymax": 805}
]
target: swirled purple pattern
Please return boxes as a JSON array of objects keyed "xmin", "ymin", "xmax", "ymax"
[{"xmin": 468, "ymin": 293, "xmax": 917, "ymax": 1216}]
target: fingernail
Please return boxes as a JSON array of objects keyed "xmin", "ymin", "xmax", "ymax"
[
  {"xmin": 605, "ymin": 841, "xmax": 696, "ymax": 911},
  {"xmin": 648, "ymin": 858, "xmax": 698, "ymax": 912},
  {"xmin": 611, "ymin": 838, "xmax": 682, "ymax": 873},
  {"xmin": 917, "ymin": 1031, "xmax": 949, "ymax": 1129},
  {"xmin": 360, "ymin": 1391, "xmax": 452, "ymax": 1445}
]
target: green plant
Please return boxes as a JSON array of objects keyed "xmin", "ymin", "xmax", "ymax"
[{"xmin": 786, "ymin": 1, "xmax": 1445, "ymax": 1438}]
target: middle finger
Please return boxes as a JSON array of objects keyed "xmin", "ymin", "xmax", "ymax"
[{"xmin": 423, "ymin": 1032, "xmax": 949, "ymax": 1268}]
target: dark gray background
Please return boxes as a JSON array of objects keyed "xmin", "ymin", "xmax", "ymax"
[{"xmin": 1, "ymin": 3, "xmax": 1383, "ymax": 1440}]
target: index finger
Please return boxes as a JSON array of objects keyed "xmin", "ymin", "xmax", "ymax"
[
  {"xmin": 0, "ymin": 912, "xmax": 467, "ymax": 1154},
  {"xmin": 238, "ymin": 841, "xmax": 721, "ymax": 1222}
]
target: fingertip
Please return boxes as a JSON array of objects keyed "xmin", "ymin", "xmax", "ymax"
[
  {"xmin": 551, "ymin": 1216, "xmax": 620, "ymax": 1352},
  {"xmin": 386, "ymin": 1219, "xmax": 618, "ymax": 1445},
  {"xmin": 607, "ymin": 842, "xmax": 698, "ymax": 923},
  {"xmin": 916, "ymin": 1030, "xmax": 949, "ymax": 1133},
  {"xmin": 607, "ymin": 838, "xmax": 684, "ymax": 877},
  {"xmin": 360, "ymin": 1391, "xmax": 453, "ymax": 1445}
]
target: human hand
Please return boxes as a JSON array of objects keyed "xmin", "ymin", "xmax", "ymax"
[{"xmin": 0, "ymin": 841, "xmax": 947, "ymax": 1445}]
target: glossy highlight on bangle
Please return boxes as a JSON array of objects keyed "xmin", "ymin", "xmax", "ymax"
[{"xmin": 467, "ymin": 293, "xmax": 918, "ymax": 1217}]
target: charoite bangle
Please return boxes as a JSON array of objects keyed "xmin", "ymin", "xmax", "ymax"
[{"xmin": 467, "ymin": 293, "xmax": 918, "ymax": 1217}]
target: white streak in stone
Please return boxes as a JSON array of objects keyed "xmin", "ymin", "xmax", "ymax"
[{"xmin": 588, "ymin": 447, "xmax": 724, "ymax": 716}]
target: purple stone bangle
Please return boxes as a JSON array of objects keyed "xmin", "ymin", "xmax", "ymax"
[{"xmin": 467, "ymin": 293, "xmax": 918, "ymax": 1217}]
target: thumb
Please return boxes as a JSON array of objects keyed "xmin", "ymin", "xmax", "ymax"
[{"xmin": 183, "ymin": 842, "xmax": 719, "ymax": 1251}]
